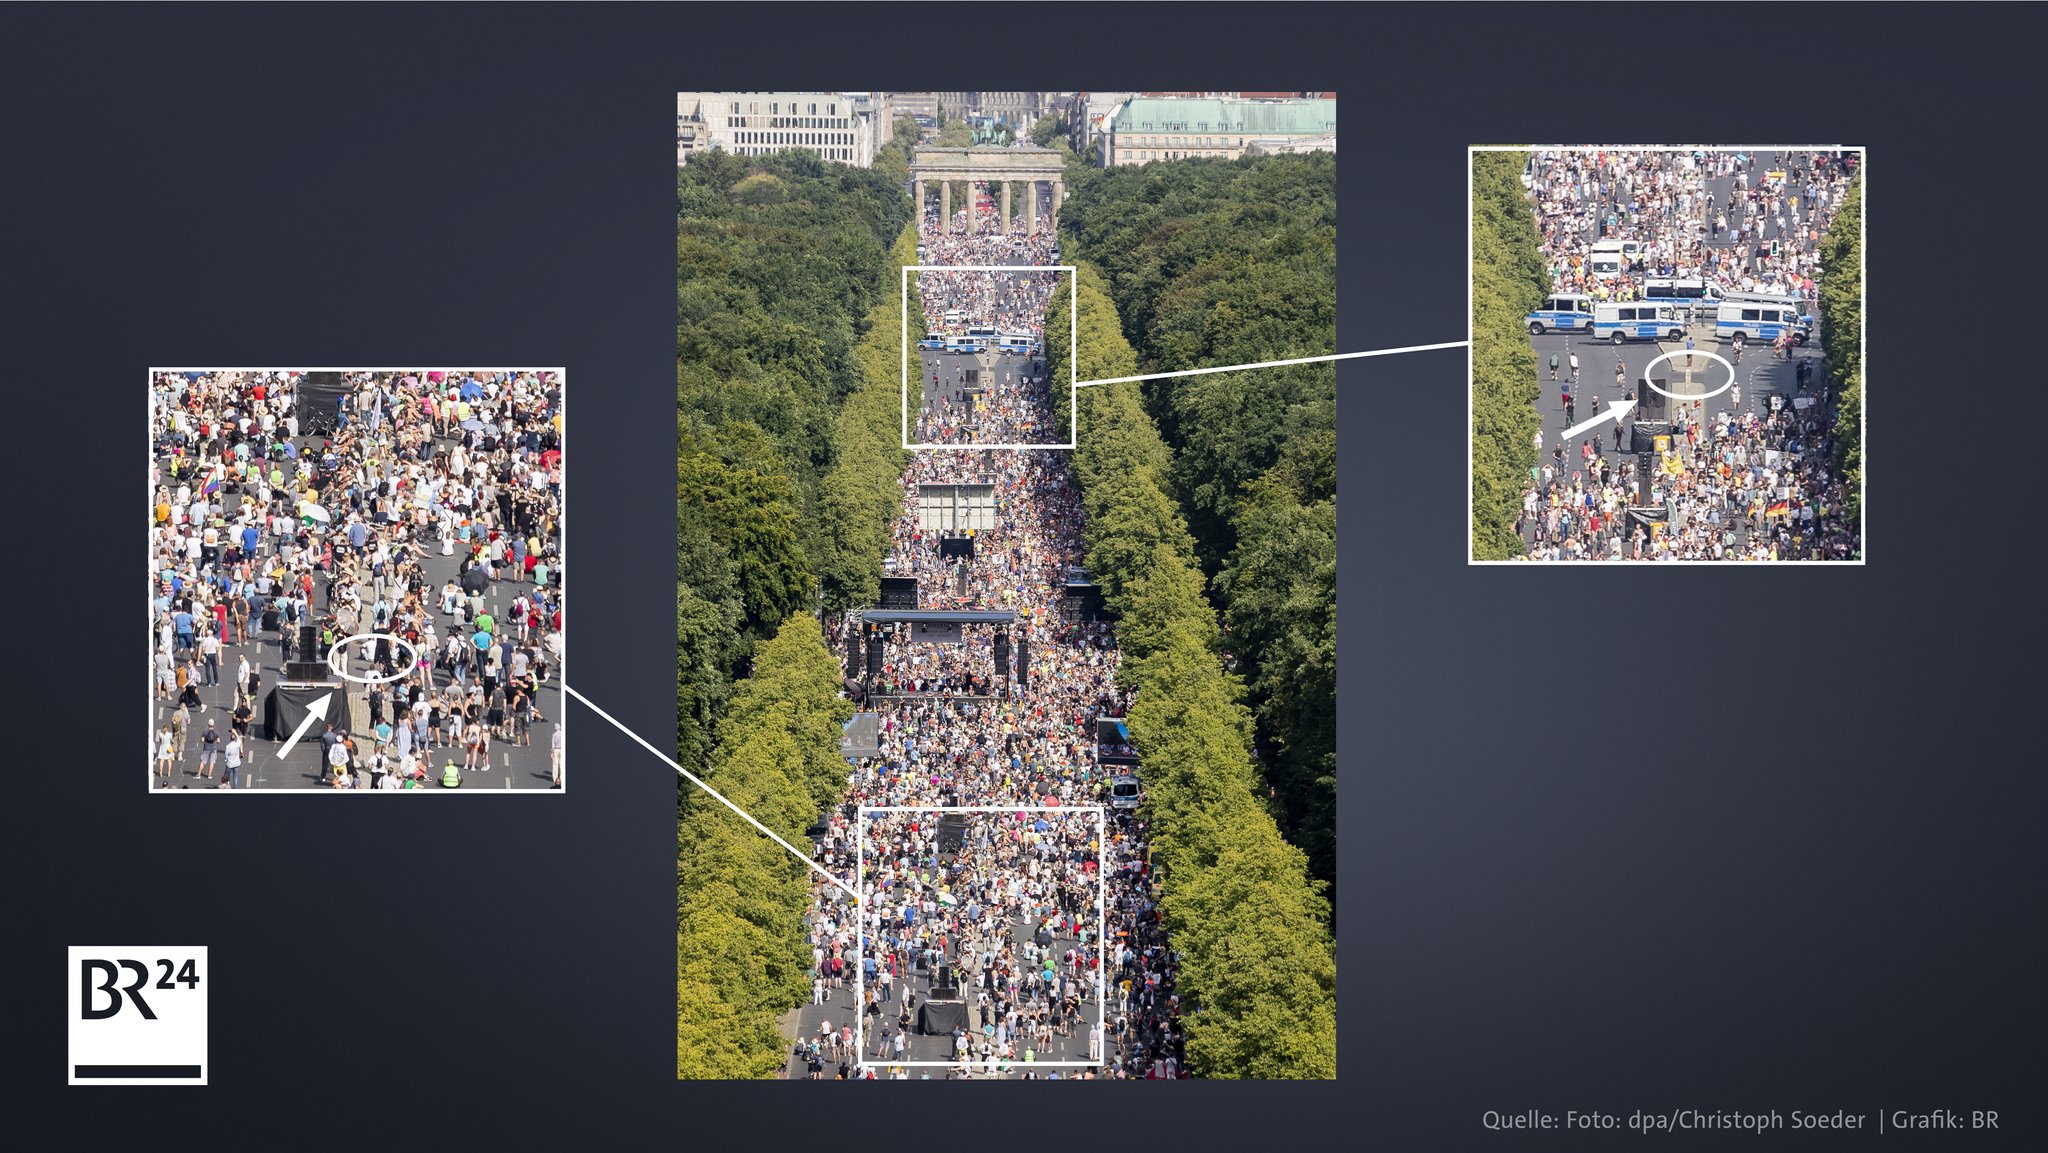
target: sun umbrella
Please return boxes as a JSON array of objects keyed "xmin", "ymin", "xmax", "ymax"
[
  {"xmin": 460, "ymin": 418, "xmax": 491, "ymax": 433},
  {"xmin": 297, "ymin": 501, "xmax": 331, "ymax": 523},
  {"xmin": 460, "ymin": 566, "xmax": 490, "ymax": 595}
]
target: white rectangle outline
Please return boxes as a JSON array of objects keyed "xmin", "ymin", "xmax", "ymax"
[
  {"xmin": 855, "ymin": 804, "xmax": 1106, "ymax": 1070},
  {"xmin": 147, "ymin": 366, "xmax": 569, "ymax": 793},
  {"xmin": 1463, "ymin": 145, "xmax": 1867, "ymax": 566},
  {"xmin": 901, "ymin": 265, "xmax": 1078, "ymax": 451}
]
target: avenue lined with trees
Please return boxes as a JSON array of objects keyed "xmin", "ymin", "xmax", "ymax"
[{"xmin": 679, "ymin": 136, "xmax": 1338, "ymax": 1078}]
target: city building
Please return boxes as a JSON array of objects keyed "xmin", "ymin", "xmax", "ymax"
[
  {"xmin": 891, "ymin": 92, "xmax": 940, "ymax": 125},
  {"xmin": 676, "ymin": 91, "xmax": 894, "ymax": 167},
  {"xmin": 1064, "ymin": 91, "xmax": 1136, "ymax": 157},
  {"xmin": 1100, "ymin": 95, "xmax": 1337, "ymax": 167},
  {"xmin": 933, "ymin": 91, "xmax": 1048, "ymax": 130}
]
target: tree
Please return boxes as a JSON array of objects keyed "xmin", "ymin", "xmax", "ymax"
[
  {"xmin": 1818, "ymin": 169, "xmax": 1864, "ymax": 527},
  {"xmin": 1066, "ymin": 265, "xmax": 1337, "ymax": 1077},
  {"xmin": 1028, "ymin": 111, "xmax": 1064, "ymax": 148},
  {"xmin": 1059, "ymin": 154, "xmax": 1340, "ymax": 891},
  {"xmin": 1469, "ymin": 149, "xmax": 1544, "ymax": 560}
]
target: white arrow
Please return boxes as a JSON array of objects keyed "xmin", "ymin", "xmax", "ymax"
[
  {"xmin": 1561, "ymin": 397, "xmax": 1636, "ymax": 444},
  {"xmin": 275, "ymin": 691, "xmax": 334, "ymax": 759}
]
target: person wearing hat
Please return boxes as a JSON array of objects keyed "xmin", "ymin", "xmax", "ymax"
[{"xmin": 439, "ymin": 760, "xmax": 462, "ymax": 788}]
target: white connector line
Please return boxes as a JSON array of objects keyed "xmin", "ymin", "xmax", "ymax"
[
  {"xmin": 565, "ymin": 684, "xmax": 858, "ymax": 898},
  {"xmin": 1073, "ymin": 340, "xmax": 1468, "ymax": 388}
]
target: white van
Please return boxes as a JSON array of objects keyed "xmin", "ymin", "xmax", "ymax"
[
  {"xmin": 1110, "ymin": 774, "xmax": 1143, "ymax": 810},
  {"xmin": 1714, "ymin": 301, "xmax": 1809, "ymax": 348},
  {"xmin": 1591, "ymin": 302, "xmax": 1684, "ymax": 344},
  {"xmin": 1588, "ymin": 241, "xmax": 1626, "ymax": 280},
  {"xmin": 1525, "ymin": 292, "xmax": 1594, "ymax": 334}
]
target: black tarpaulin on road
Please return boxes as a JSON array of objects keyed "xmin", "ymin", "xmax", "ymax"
[
  {"xmin": 918, "ymin": 1000, "xmax": 968, "ymax": 1036},
  {"xmin": 265, "ymin": 684, "xmax": 341, "ymax": 741}
]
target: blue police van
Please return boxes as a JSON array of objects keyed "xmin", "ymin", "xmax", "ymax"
[
  {"xmin": 1525, "ymin": 292, "xmax": 1595, "ymax": 334},
  {"xmin": 1591, "ymin": 303, "xmax": 1685, "ymax": 344}
]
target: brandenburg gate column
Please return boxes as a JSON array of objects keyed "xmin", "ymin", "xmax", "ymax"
[
  {"xmin": 966, "ymin": 179, "xmax": 976, "ymax": 233},
  {"xmin": 914, "ymin": 178, "xmax": 926, "ymax": 221},
  {"xmin": 1001, "ymin": 181, "xmax": 1012, "ymax": 234},
  {"xmin": 1026, "ymin": 179, "xmax": 1038, "ymax": 235},
  {"xmin": 941, "ymin": 180, "xmax": 951, "ymax": 232},
  {"xmin": 1051, "ymin": 178, "xmax": 1063, "ymax": 230}
]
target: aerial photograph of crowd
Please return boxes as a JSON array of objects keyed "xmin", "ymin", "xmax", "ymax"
[
  {"xmin": 677, "ymin": 93, "xmax": 1337, "ymax": 1081},
  {"xmin": 149, "ymin": 369, "xmax": 565, "ymax": 790},
  {"xmin": 1471, "ymin": 146, "xmax": 1865, "ymax": 562}
]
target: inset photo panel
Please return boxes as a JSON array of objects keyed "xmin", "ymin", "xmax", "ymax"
[
  {"xmin": 1469, "ymin": 146, "xmax": 1864, "ymax": 562},
  {"xmin": 148, "ymin": 369, "xmax": 565, "ymax": 792}
]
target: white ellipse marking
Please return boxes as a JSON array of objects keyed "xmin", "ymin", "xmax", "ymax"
[
  {"xmin": 326, "ymin": 631, "xmax": 420, "ymax": 685},
  {"xmin": 1641, "ymin": 347, "xmax": 1735, "ymax": 402}
]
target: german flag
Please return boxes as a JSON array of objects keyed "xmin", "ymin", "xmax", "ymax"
[{"xmin": 1766, "ymin": 500, "xmax": 1791, "ymax": 518}]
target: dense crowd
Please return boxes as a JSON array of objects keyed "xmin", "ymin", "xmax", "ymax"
[
  {"xmin": 914, "ymin": 199, "xmax": 1062, "ymax": 445},
  {"xmin": 1529, "ymin": 148, "xmax": 1854, "ymax": 301},
  {"xmin": 792, "ymin": 201, "xmax": 1186, "ymax": 1077},
  {"xmin": 1517, "ymin": 150, "xmax": 1862, "ymax": 561},
  {"xmin": 825, "ymin": 809, "xmax": 1101, "ymax": 1075},
  {"xmin": 1521, "ymin": 379, "xmax": 1857, "ymax": 561},
  {"xmin": 149, "ymin": 370, "xmax": 567, "ymax": 788}
]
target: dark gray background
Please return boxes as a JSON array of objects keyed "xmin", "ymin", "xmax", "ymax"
[{"xmin": 4, "ymin": 3, "xmax": 2042, "ymax": 1148}]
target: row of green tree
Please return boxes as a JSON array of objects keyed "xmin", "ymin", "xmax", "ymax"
[
  {"xmin": 675, "ymin": 142, "xmax": 915, "ymax": 772},
  {"xmin": 1056, "ymin": 152, "xmax": 1339, "ymax": 887},
  {"xmin": 1049, "ymin": 266, "xmax": 1338, "ymax": 1078},
  {"xmin": 675, "ymin": 619, "xmax": 851, "ymax": 1078},
  {"xmin": 1469, "ymin": 150, "xmax": 1544, "ymax": 560},
  {"xmin": 675, "ymin": 139, "xmax": 923, "ymax": 1076},
  {"xmin": 1817, "ymin": 170, "xmax": 1863, "ymax": 527}
]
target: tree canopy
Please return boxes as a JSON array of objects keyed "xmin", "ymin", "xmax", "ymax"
[
  {"xmin": 1469, "ymin": 149, "xmax": 1544, "ymax": 560},
  {"xmin": 1818, "ymin": 169, "xmax": 1863, "ymax": 527},
  {"xmin": 1050, "ymin": 264, "xmax": 1337, "ymax": 1078},
  {"xmin": 1058, "ymin": 152, "xmax": 1339, "ymax": 888},
  {"xmin": 676, "ymin": 141, "xmax": 919, "ymax": 1078}
]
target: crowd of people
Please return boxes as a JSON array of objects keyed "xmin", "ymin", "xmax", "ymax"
[
  {"xmin": 913, "ymin": 201, "xmax": 1063, "ymax": 445},
  {"xmin": 1528, "ymin": 148, "xmax": 1855, "ymax": 302},
  {"xmin": 149, "ymin": 370, "xmax": 567, "ymax": 788},
  {"xmin": 1516, "ymin": 150, "xmax": 1862, "ymax": 561},
  {"xmin": 790, "ymin": 204, "xmax": 1187, "ymax": 1077},
  {"xmin": 1520, "ymin": 386, "xmax": 1857, "ymax": 562},
  {"xmin": 818, "ymin": 809, "xmax": 1101, "ymax": 1076}
]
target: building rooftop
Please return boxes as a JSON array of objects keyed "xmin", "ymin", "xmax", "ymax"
[{"xmin": 1112, "ymin": 96, "xmax": 1336, "ymax": 136}]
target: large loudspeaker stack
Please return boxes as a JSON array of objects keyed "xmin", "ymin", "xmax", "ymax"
[
  {"xmin": 845, "ymin": 624, "xmax": 863, "ymax": 680},
  {"xmin": 298, "ymin": 371, "xmax": 347, "ymax": 436},
  {"xmin": 284, "ymin": 624, "xmax": 334, "ymax": 683},
  {"xmin": 1637, "ymin": 380, "xmax": 1669, "ymax": 422},
  {"xmin": 936, "ymin": 812, "xmax": 968, "ymax": 854},
  {"xmin": 930, "ymin": 962, "xmax": 959, "ymax": 1001},
  {"xmin": 865, "ymin": 628, "xmax": 885, "ymax": 678},
  {"xmin": 993, "ymin": 631, "xmax": 1010, "ymax": 677},
  {"xmin": 1016, "ymin": 635, "xmax": 1030, "ymax": 685}
]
